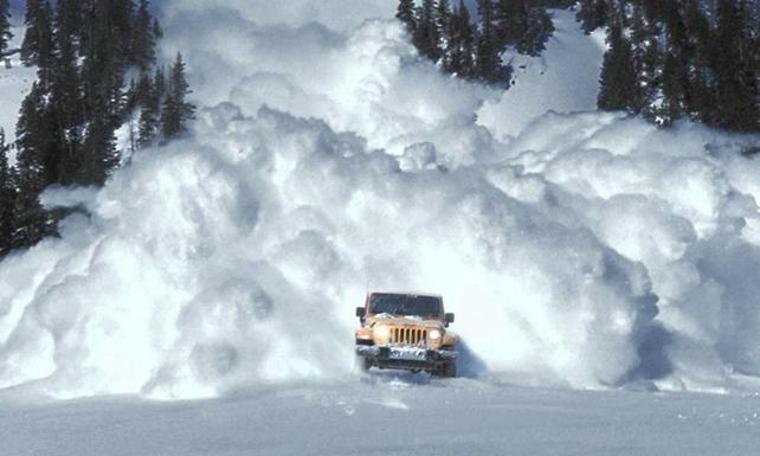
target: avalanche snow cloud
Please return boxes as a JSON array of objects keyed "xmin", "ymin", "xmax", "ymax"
[{"xmin": 2, "ymin": 4, "xmax": 760, "ymax": 399}]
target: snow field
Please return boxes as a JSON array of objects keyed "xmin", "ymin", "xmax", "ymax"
[{"xmin": 3, "ymin": 380, "xmax": 760, "ymax": 456}]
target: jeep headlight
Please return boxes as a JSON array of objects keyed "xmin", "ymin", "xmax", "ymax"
[
  {"xmin": 429, "ymin": 329, "xmax": 442, "ymax": 341},
  {"xmin": 374, "ymin": 326, "xmax": 390, "ymax": 341}
]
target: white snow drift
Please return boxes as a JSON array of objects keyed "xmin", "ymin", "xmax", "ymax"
[{"xmin": 1, "ymin": 4, "xmax": 760, "ymax": 399}]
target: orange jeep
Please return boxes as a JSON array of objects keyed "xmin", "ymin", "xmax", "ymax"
[{"xmin": 355, "ymin": 292, "xmax": 458, "ymax": 377}]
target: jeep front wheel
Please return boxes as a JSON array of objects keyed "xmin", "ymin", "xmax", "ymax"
[
  {"xmin": 356, "ymin": 356, "xmax": 371, "ymax": 373},
  {"xmin": 437, "ymin": 361, "xmax": 457, "ymax": 378}
]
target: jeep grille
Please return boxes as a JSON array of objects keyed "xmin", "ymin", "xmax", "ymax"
[{"xmin": 390, "ymin": 327, "xmax": 428, "ymax": 346}]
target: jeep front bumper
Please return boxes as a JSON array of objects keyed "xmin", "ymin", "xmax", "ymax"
[{"xmin": 356, "ymin": 345, "xmax": 457, "ymax": 370}]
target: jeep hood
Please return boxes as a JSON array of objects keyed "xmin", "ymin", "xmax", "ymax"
[{"xmin": 366, "ymin": 314, "xmax": 444, "ymax": 329}]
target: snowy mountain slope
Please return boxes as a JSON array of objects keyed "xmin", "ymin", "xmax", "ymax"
[
  {"xmin": 1, "ymin": 0, "xmax": 760, "ymax": 404},
  {"xmin": 479, "ymin": 9, "xmax": 608, "ymax": 139}
]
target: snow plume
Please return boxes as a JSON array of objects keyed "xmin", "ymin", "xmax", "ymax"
[{"xmin": 2, "ymin": 5, "xmax": 760, "ymax": 399}]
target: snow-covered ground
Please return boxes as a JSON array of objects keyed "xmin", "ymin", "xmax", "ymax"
[
  {"xmin": 2, "ymin": 377, "xmax": 760, "ymax": 455},
  {"xmin": 3, "ymin": 5, "xmax": 760, "ymax": 454}
]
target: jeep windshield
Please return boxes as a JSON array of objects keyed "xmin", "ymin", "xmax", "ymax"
[{"xmin": 370, "ymin": 293, "xmax": 442, "ymax": 318}]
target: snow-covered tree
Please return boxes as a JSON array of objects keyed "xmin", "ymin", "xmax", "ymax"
[
  {"xmin": 396, "ymin": 0, "xmax": 416, "ymax": 32},
  {"xmin": 629, "ymin": 3, "xmax": 661, "ymax": 119},
  {"xmin": 160, "ymin": 54, "xmax": 196, "ymax": 140},
  {"xmin": 448, "ymin": 0, "xmax": 477, "ymax": 77},
  {"xmin": 414, "ymin": 0, "xmax": 441, "ymax": 61},
  {"xmin": 598, "ymin": 22, "xmax": 637, "ymax": 112},
  {"xmin": 436, "ymin": 0, "xmax": 453, "ymax": 69}
]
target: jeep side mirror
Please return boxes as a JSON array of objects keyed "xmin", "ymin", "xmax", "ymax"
[
  {"xmin": 356, "ymin": 307, "xmax": 366, "ymax": 318},
  {"xmin": 445, "ymin": 313, "xmax": 455, "ymax": 324}
]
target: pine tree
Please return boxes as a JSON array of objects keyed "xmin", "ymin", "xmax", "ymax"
[
  {"xmin": 712, "ymin": 0, "xmax": 760, "ymax": 132},
  {"xmin": 414, "ymin": 0, "xmax": 441, "ymax": 61},
  {"xmin": 0, "ymin": 0, "xmax": 11, "ymax": 55},
  {"xmin": 663, "ymin": 0, "xmax": 714, "ymax": 125},
  {"xmin": 0, "ymin": 128, "xmax": 8, "ymax": 157},
  {"xmin": 14, "ymin": 83, "xmax": 54, "ymax": 248},
  {"xmin": 21, "ymin": 0, "xmax": 42, "ymax": 60},
  {"xmin": 0, "ymin": 128, "xmax": 14, "ymax": 255},
  {"xmin": 629, "ymin": 3, "xmax": 661, "ymax": 118},
  {"xmin": 52, "ymin": 0, "xmax": 83, "ymax": 130},
  {"xmin": 78, "ymin": 0, "xmax": 131, "ymax": 184},
  {"xmin": 638, "ymin": 0, "xmax": 665, "ymax": 24},
  {"xmin": 54, "ymin": 0, "xmax": 81, "ymax": 43},
  {"xmin": 494, "ymin": 0, "xmax": 553, "ymax": 56},
  {"xmin": 52, "ymin": 17, "xmax": 83, "ymax": 186},
  {"xmin": 138, "ymin": 105, "xmax": 157, "ymax": 147},
  {"xmin": 160, "ymin": 54, "xmax": 195, "ymax": 140},
  {"xmin": 131, "ymin": 71, "xmax": 152, "ymax": 108},
  {"xmin": 598, "ymin": 22, "xmax": 638, "ymax": 112},
  {"xmin": 449, "ymin": 0, "xmax": 477, "ymax": 78},
  {"xmin": 81, "ymin": 0, "xmax": 131, "ymax": 75},
  {"xmin": 138, "ymin": 69, "xmax": 161, "ymax": 146},
  {"xmin": 80, "ymin": 112, "xmax": 118, "ymax": 185},
  {"xmin": 11, "ymin": 165, "xmax": 48, "ymax": 249},
  {"xmin": 437, "ymin": 0, "xmax": 453, "ymax": 69},
  {"xmin": 152, "ymin": 18, "xmax": 163, "ymax": 40},
  {"xmin": 17, "ymin": 82, "xmax": 61, "ymax": 186},
  {"xmin": 112, "ymin": 0, "xmax": 135, "ymax": 67},
  {"xmin": 7, "ymin": 0, "xmax": 179, "ymax": 249},
  {"xmin": 495, "ymin": 0, "xmax": 525, "ymax": 46},
  {"xmin": 577, "ymin": 0, "xmax": 608, "ymax": 34},
  {"xmin": 21, "ymin": 0, "xmax": 55, "ymax": 86},
  {"xmin": 153, "ymin": 64, "xmax": 166, "ymax": 98},
  {"xmin": 79, "ymin": 66, "xmax": 122, "ymax": 185},
  {"xmin": 131, "ymin": 0, "xmax": 156, "ymax": 70},
  {"xmin": 659, "ymin": 52, "xmax": 689, "ymax": 124},
  {"xmin": 518, "ymin": 6, "xmax": 553, "ymax": 56},
  {"xmin": 657, "ymin": 1, "xmax": 691, "ymax": 125},
  {"xmin": 476, "ymin": 0, "xmax": 510, "ymax": 84},
  {"xmin": 396, "ymin": 0, "xmax": 416, "ymax": 32},
  {"xmin": 581, "ymin": 0, "xmax": 758, "ymax": 130}
]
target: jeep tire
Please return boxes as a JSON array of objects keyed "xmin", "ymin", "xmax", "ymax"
[
  {"xmin": 438, "ymin": 360, "xmax": 457, "ymax": 378},
  {"xmin": 356, "ymin": 356, "xmax": 371, "ymax": 373}
]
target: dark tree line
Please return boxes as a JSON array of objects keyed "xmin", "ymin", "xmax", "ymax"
[
  {"xmin": 591, "ymin": 0, "xmax": 760, "ymax": 133},
  {"xmin": 0, "ymin": 0, "xmax": 11, "ymax": 55},
  {"xmin": 397, "ymin": 0, "xmax": 760, "ymax": 134},
  {"xmin": 0, "ymin": 129, "xmax": 15, "ymax": 256},
  {"xmin": 396, "ymin": 0, "xmax": 556, "ymax": 85},
  {"xmin": 128, "ymin": 53, "xmax": 195, "ymax": 148},
  {"xmin": 0, "ymin": 0, "xmax": 195, "ymax": 256}
]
